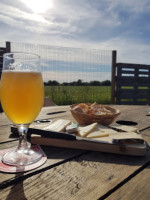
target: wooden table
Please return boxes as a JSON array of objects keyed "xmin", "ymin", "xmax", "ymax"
[{"xmin": 1, "ymin": 105, "xmax": 150, "ymax": 200}]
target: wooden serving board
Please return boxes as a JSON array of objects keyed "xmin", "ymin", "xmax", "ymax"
[
  {"xmin": 31, "ymin": 136, "xmax": 146, "ymax": 156},
  {"xmin": 27, "ymin": 122, "xmax": 147, "ymax": 156}
]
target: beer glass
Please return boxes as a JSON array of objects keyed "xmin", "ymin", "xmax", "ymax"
[{"xmin": 1, "ymin": 52, "xmax": 44, "ymax": 166}]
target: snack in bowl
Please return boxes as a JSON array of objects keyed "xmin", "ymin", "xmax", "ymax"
[{"xmin": 70, "ymin": 102, "xmax": 120, "ymax": 125}]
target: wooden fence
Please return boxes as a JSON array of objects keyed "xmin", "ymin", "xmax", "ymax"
[
  {"xmin": 0, "ymin": 41, "xmax": 11, "ymax": 78},
  {"xmin": 0, "ymin": 42, "xmax": 11, "ymax": 112},
  {"xmin": 111, "ymin": 62, "xmax": 150, "ymax": 105}
]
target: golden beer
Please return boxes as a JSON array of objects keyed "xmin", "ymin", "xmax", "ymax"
[
  {"xmin": 1, "ymin": 71, "xmax": 44, "ymax": 124},
  {"xmin": 0, "ymin": 80, "xmax": 1, "ymax": 102}
]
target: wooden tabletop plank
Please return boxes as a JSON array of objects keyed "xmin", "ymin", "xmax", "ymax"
[
  {"xmin": 1, "ymin": 105, "xmax": 149, "ymax": 128},
  {"xmin": 0, "ymin": 141, "xmax": 86, "ymax": 187},
  {"xmin": 0, "ymin": 105, "xmax": 70, "ymax": 127},
  {"xmin": 0, "ymin": 125, "xmax": 18, "ymax": 144},
  {"xmin": 0, "ymin": 106, "xmax": 73, "ymax": 143},
  {"xmin": 106, "ymin": 165, "xmax": 150, "ymax": 200},
  {"xmin": 0, "ymin": 112, "xmax": 11, "ymax": 127},
  {"xmin": 1, "ymin": 150, "xmax": 150, "ymax": 200},
  {"xmin": 0, "ymin": 106, "xmax": 86, "ymax": 188},
  {"xmin": 0, "ymin": 105, "xmax": 149, "ymax": 143},
  {"xmin": 1, "ymin": 105, "xmax": 150, "ymax": 200}
]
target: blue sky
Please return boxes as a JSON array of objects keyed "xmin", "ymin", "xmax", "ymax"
[
  {"xmin": 0, "ymin": 0, "xmax": 150, "ymax": 82},
  {"xmin": 41, "ymin": 58, "xmax": 112, "ymax": 82}
]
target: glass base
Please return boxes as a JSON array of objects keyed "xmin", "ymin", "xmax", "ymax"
[{"xmin": 2, "ymin": 148, "xmax": 42, "ymax": 166}]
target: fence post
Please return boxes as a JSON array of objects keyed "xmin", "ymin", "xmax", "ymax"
[
  {"xmin": 6, "ymin": 41, "xmax": 11, "ymax": 53},
  {"xmin": 111, "ymin": 50, "xmax": 117, "ymax": 104},
  {"xmin": 0, "ymin": 41, "xmax": 11, "ymax": 113}
]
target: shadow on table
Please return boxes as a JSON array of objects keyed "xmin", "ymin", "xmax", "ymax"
[
  {"xmin": 42, "ymin": 145, "xmax": 150, "ymax": 167},
  {"xmin": 5, "ymin": 172, "xmax": 27, "ymax": 200},
  {"xmin": 2, "ymin": 146, "xmax": 150, "ymax": 200}
]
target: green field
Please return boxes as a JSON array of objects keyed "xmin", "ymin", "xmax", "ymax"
[{"xmin": 45, "ymin": 86, "xmax": 111, "ymax": 105}]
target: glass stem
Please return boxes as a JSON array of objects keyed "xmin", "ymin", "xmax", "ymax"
[{"xmin": 16, "ymin": 124, "xmax": 30, "ymax": 150}]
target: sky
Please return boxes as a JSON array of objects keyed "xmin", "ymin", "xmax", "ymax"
[{"xmin": 0, "ymin": 0, "xmax": 150, "ymax": 81}]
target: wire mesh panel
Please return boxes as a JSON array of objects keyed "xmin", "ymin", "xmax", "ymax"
[{"xmin": 11, "ymin": 42, "xmax": 113, "ymax": 105}]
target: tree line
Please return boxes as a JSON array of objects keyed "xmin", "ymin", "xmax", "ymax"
[{"xmin": 44, "ymin": 79, "xmax": 111, "ymax": 86}]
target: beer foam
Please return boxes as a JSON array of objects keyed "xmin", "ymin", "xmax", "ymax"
[{"xmin": 2, "ymin": 70, "xmax": 41, "ymax": 74}]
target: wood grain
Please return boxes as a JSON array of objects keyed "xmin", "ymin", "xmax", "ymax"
[
  {"xmin": 0, "ymin": 106, "xmax": 87, "ymax": 187},
  {"xmin": 1, "ymin": 105, "xmax": 150, "ymax": 200},
  {"xmin": 0, "ymin": 112, "xmax": 11, "ymax": 127},
  {"xmin": 106, "ymin": 166, "xmax": 150, "ymax": 200},
  {"xmin": 0, "ymin": 125, "xmax": 15, "ymax": 143},
  {"xmin": 1, "ymin": 151, "xmax": 150, "ymax": 200},
  {"xmin": 31, "ymin": 136, "xmax": 146, "ymax": 156},
  {"xmin": 0, "ymin": 141, "xmax": 86, "ymax": 186}
]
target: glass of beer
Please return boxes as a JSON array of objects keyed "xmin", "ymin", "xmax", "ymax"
[{"xmin": 1, "ymin": 52, "xmax": 44, "ymax": 166}]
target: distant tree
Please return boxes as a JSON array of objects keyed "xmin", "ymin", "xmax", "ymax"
[
  {"xmin": 52, "ymin": 80, "xmax": 59, "ymax": 86},
  {"xmin": 48, "ymin": 80, "xmax": 59, "ymax": 86},
  {"xmin": 69, "ymin": 81, "xmax": 76, "ymax": 86},
  {"xmin": 44, "ymin": 82, "xmax": 48, "ymax": 86},
  {"xmin": 47, "ymin": 80, "xmax": 53, "ymax": 85},
  {"xmin": 45, "ymin": 79, "xmax": 111, "ymax": 86},
  {"xmin": 101, "ymin": 80, "xmax": 111, "ymax": 86},
  {"xmin": 90, "ymin": 80, "xmax": 101, "ymax": 86},
  {"xmin": 62, "ymin": 82, "xmax": 69, "ymax": 86},
  {"xmin": 76, "ymin": 79, "xmax": 82, "ymax": 86}
]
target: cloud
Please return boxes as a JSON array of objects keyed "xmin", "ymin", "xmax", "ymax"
[
  {"xmin": 0, "ymin": 2, "xmax": 51, "ymax": 32},
  {"xmin": 0, "ymin": 0, "xmax": 150, "ymax": 67}
]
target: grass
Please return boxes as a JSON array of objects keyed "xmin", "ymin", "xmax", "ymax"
[{"xmin": 45, "ymin": 86, "xmax": 111, "ymax": 105}]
